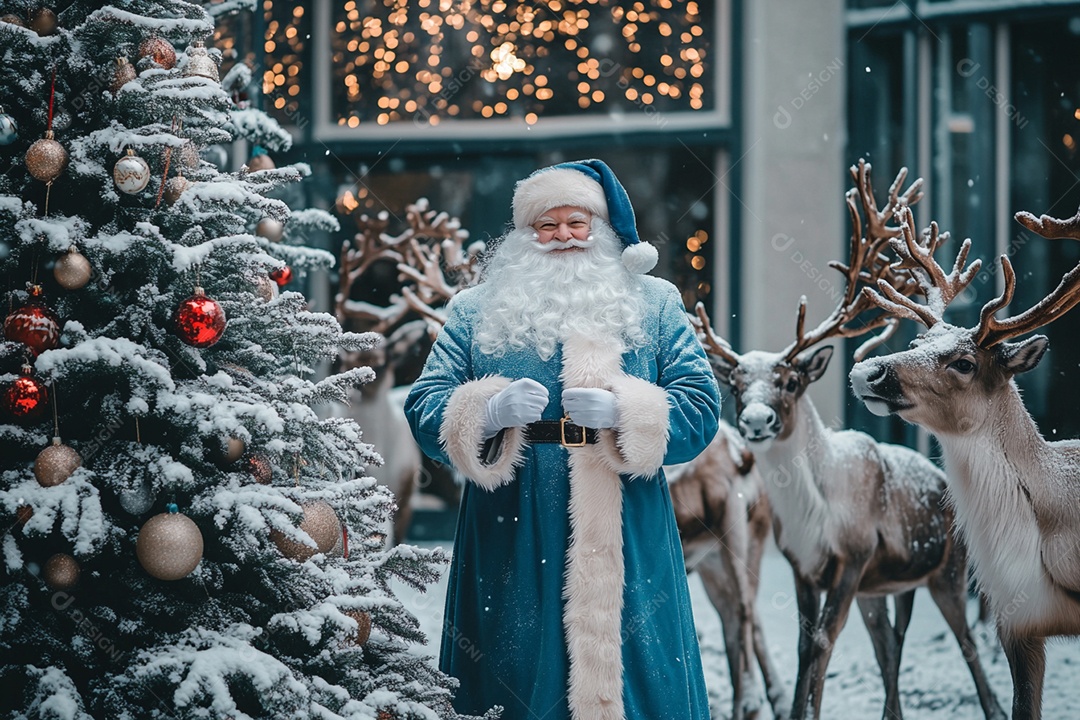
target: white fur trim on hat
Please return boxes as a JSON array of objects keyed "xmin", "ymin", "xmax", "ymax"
[
  {"xmin": 513, "ymin": 167, "xmax": 609, "ymax": 229},
  {"xmin": 622, "ymin": 241, "xmax": 658, "ymax": 274}
]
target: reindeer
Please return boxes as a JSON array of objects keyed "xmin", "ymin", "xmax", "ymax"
[
  {"xmin": 667, "ymin": 421, "xmax": 788, "ymax": 720},
  {"xmin": 850, "ymin": 205, "xmax": 1080, "ymax": 719},
  {"xmin": 695, "ymin": 162, "xmax": 1004, "ymax": 720},
  {"xmin": 336, "ymin": 200, "xmax": 481, "ymax": 545}
]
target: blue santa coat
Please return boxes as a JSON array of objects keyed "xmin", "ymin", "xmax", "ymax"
[{"xmin": 404, "ymin": 275, "xmax": 720, "ymax": 719}]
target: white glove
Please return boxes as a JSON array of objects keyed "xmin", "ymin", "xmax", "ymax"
[
  {"xmin": 561, "ymin": 387, "xmax": 619, "ymax": 429},
  {"xmin": 483, "ymin": 378, "xmax": 549, "ymax": 438}
]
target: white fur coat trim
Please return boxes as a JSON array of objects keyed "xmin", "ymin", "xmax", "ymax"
[
  {"xmin": 561, "ymin": 333, "xmax": 671, "ymax": 720},
  {"xmin": 439, "ymin": 376, "xmax": 527, "ymax": 491}
]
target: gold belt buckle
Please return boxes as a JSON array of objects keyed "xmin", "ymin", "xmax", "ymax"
[{"xmin": 560, "ymin": 415, "xmax": 587, "ymax": 447}]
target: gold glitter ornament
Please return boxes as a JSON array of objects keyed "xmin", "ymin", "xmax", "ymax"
[
  {"xmin": 182, "ymin": 40, "xmax": 219, "ymax": 81},
  {"xmin": 245, "ymin": 151, "xmax": 274, "ymax": 172},
  {"xmin": 34, "ymin": 437, "xmax": 82, "ymax": 487},
  {"xmin": 136, "ymin": 508, "xmax": 204, "ymax": 580},
  {"xmin": 43, "ymin": 553, "xmax": 80, "ymax": 590},
  {"xmin": 0, "ymin": 13, "xmax": 25, "ymax": 27},
  {"xmin": 111, "ymin": 57, "xmax": 136, "ymax": 94},
  {"xmin": 177, "ymin": 142, "xmax": 200, "ymax": 169},
  {"xmin": 344, "ymin": 609, "xmax": 372, "ymax": 645},
  {"xmin": 54, "ymin": 246, "xmax": 92, "ymax": 290},
  {"xmin": 253, "ymin": 274, "xmax": 278, "ymax": 303},
  {"xmin": 271, "ymin": 501, "xmax": 341, "ymax": 561},
  {"xmin": 29, "ymin": 8, "xmax": 58, "ymax": 36},
  {"xmin": 163, "ymin": 175, "xmax": 190, "ymax": 206},
  {"xmin": 25, "ymin": 130, "xmax": 68, "ymax": 183},
  {"xmin": 255, "ymin": 218, "xmax": 284, "ymax": 243},
  {"xmin": 220, "ymin": 436, "xmax": 245, "ymax": 464},
  {"xmin": 113, "ymin": 148, "xmax": 151, "ymax": 194}
]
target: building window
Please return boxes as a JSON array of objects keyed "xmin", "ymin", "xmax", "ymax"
[{"xmin": 326, "ymin": 1, "xmax": 716, "ymax": 129}]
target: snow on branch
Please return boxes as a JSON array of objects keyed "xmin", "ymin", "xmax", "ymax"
[
  {"xmin": 83, "ymin": 6, "xmax": 214, "ymax": 37},
  {"xmin": 228, "ymin": 108, "xmax": 293, "ymax": 153},
  {"xmin": 0, "ymin": 471, "xmax": 107, "ymax": 557}
]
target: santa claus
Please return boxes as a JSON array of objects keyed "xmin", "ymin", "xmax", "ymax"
[{"xmin": 405, "ymin": 159, "xmax": 720, "ymax": 719}]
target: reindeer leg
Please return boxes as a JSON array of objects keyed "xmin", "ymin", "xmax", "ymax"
[
  {"xmin": 856, "ymin": 595, "xmax": 903, "ymax": 720},
  {"xmin": 1001, "ymin": 633, "xmax": 1046, "ymax": 720},
  {"xmin": 790, "ymin": 575, "xmax": 821, "ymax": 720},
  {"xmin": 722, "ymin": 492, "xmax": 761, "ymax": 720},
  {"xmin": 927, "ymin": 561, "xmax": 1006, "ymax": 720},
  {"xmin": 697, "ymin": 551, "xmax": 747, "ymax": 720},
  {"xmin": 746, "ymin": 516, "xmax": 788, "ymax": 719},
  {"xmin": 807, "ymin": 561, "xmax": 863, "ymax": 720}
]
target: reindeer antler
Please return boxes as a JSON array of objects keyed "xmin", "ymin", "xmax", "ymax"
[
  {"xmin": 972, "ymin": 208, "xmax": 1080, "ymax": 347},
  {"xmin": 779, "ymin": 162, "xmax": 923, "ymax": 362},
  {"xmin": 691, "ymin": 302, "xmax": 740, "ymax": 366}
]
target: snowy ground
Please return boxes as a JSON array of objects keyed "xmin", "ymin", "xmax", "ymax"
[{"xmin": 393, "ymin": 541, "xmax": 1080, "ymax": 719}]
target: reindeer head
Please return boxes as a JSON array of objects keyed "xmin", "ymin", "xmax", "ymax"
[
  {"xmin": 696, "ymin": 161, "xmax": 923, "ymax": 449},
  {"xmin": 851, "ymin": 207, "xmax": 1080, "ymax": 437},
  {"xmin": 708, "ymin": 345, "xmax": 835, "ymax": 448}
]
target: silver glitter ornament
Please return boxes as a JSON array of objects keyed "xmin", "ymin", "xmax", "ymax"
[{"xmin": 118, "ymin": 476, "xmax": 155, "ymax": 515}]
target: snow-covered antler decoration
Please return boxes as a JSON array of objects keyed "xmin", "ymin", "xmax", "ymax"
[{"xmin": 335, "ymin": 198, "xmax": 481, "ymax": 337}]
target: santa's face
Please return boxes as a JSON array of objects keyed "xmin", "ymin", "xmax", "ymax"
[
  {"xmin": 476, "ymin": 216, "xmax": 647, "ymax": 360},
  {"xmin": 530, "ymin": 206, "xmax": 594, "ymax": 254}
]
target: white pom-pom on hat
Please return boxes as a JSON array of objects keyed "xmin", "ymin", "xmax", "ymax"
[{"xmin": 622, "ymin": 240, "xmax": 658, "ymax": 274}]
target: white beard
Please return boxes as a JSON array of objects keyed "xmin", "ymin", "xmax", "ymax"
[{"xmin": 475, "ymin": 219, "xmax": 648, "ymax": 361}]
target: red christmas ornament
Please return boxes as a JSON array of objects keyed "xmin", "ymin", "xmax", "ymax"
[
  {"xmin": 173, "ymin": 287, "xmax": 226, "ymax": 348},
  {"xmin": 4, "ymin": 285, "xmax": 60, "ymax": 356},
  {"xmin": 2, "ymin": 365, "xmax": 49, "ymax": 423},
  {"xmin": 269, "ymin": 266, "xmax": 293, "ymax": 287}
]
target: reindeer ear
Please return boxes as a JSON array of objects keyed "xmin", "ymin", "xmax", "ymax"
[
  {"xmin": 708, "ymin": 355, "xmax": 737, "ymax": 387},
  {"xmin": 795, "ymin": 345, "xmax": 834, "ymax": 382},
  {"xmin": 996, "ymin": 335, "xmax": 1049, "ymax": 375}
]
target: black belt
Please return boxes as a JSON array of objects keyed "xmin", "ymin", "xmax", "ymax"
[{"xmin": 525, "ymin": 418, "xmax": 599, "ymax": 446}]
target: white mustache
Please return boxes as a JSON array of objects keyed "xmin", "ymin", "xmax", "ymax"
[{"xmin": 530, "ymin": 236, "xmax": 596, "ymax": 253}]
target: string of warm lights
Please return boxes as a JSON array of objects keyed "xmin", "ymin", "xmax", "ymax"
[
  {"xmin": 324, "ymin": 0, "xmax": 712, "ymax": 127},
  {"xmin": 261, "ymin": 2, "xmax": 308, "ymax": 117}
]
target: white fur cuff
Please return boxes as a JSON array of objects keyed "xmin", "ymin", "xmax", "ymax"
[
  {"xmin": 439, "ymin": 376, "xmax": 528, "ymax": 491},
  {"xmin": 602, "ymin": 376, "xmax": 671, "ymax": 477}
]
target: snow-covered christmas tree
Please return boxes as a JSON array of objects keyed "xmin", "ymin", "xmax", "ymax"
[{"xmin": 0, "ymin": 2, "xmax": 491, "ymax": 717}]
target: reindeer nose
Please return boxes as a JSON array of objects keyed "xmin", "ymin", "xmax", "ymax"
[
  {"xmin": 739, "ymin": 404, "xmax": 778, "ymax": 440},
  {"xmin": 864, "ymin": 363, "xmax": 888, "ymax": 383}
]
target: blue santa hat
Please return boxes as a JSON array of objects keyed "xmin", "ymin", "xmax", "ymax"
[{"xmin": 511, "ymin": 159, "xmax": 659, "ymax": 274}]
